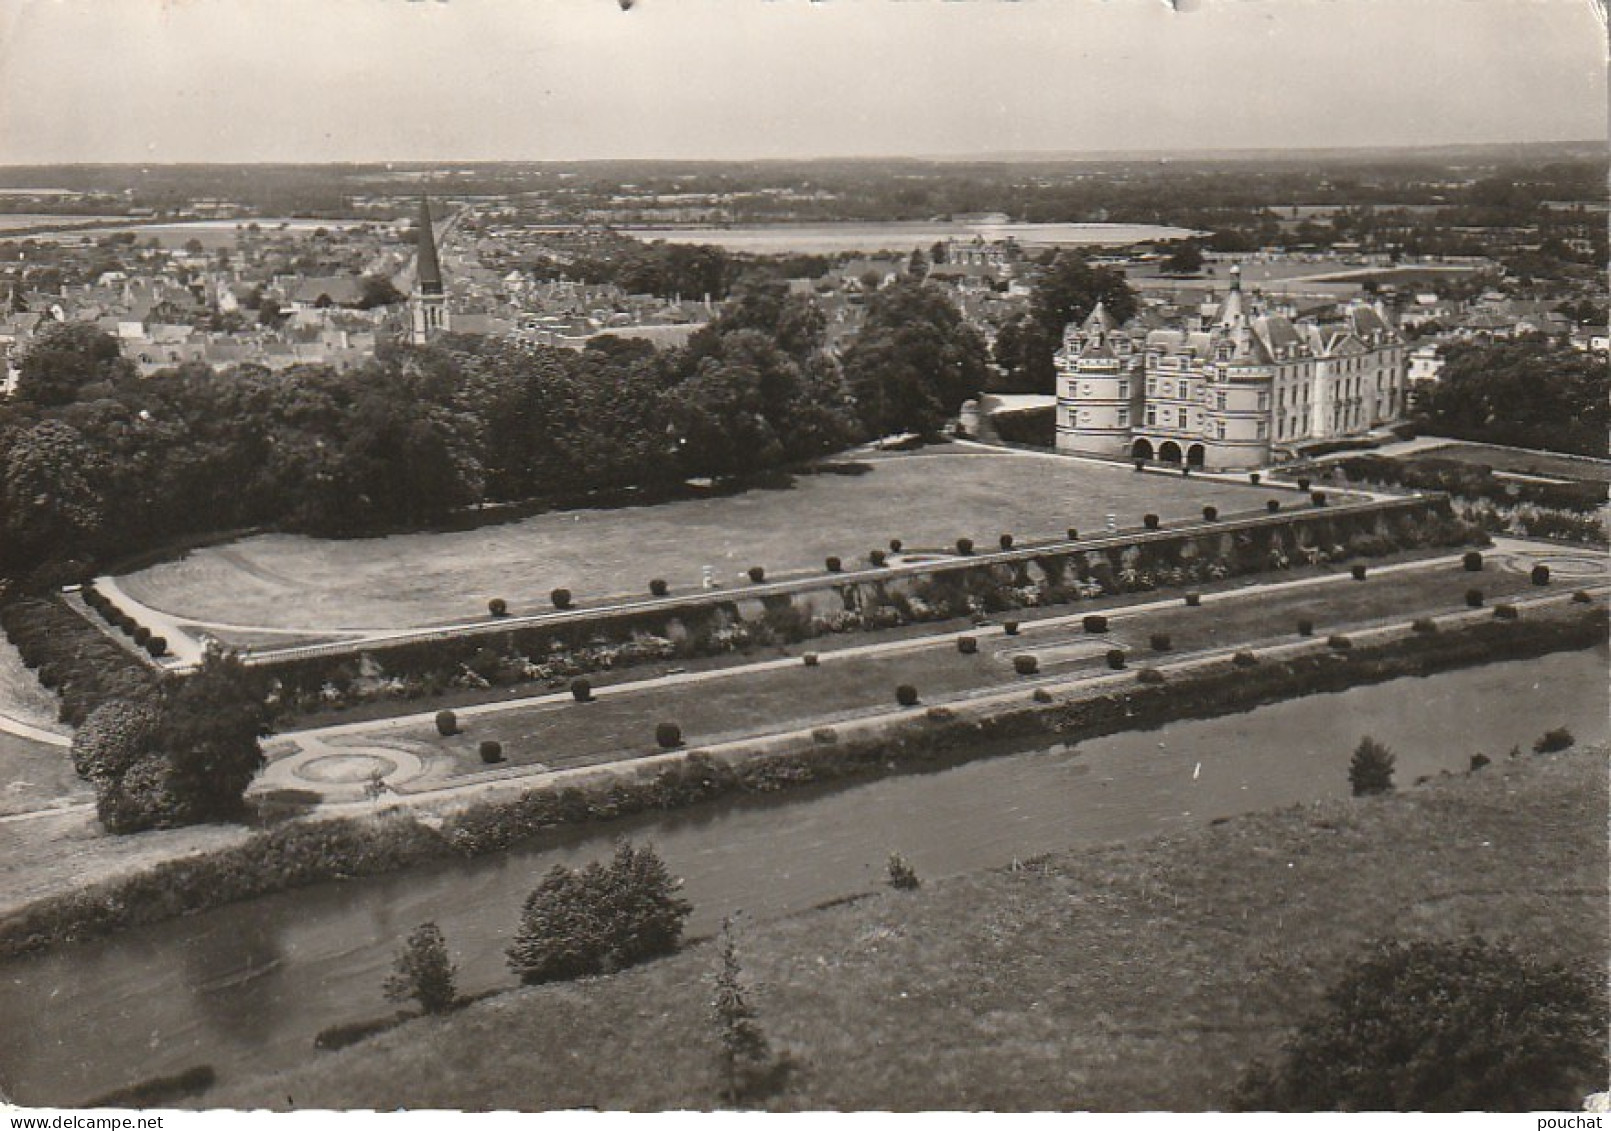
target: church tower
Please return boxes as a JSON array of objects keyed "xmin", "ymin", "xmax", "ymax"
[{"xmin": 410, "ymin": 197, "xmax": 450, "ymax": 345}]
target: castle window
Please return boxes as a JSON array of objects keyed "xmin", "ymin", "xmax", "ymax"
[
  {"xmin": 1146, "ymin": 406, "xmax": 1157, "ymax": 427},
  {"xmin": 1117, "ymin": 408, "xmax": 1129, "ymax": 427}
]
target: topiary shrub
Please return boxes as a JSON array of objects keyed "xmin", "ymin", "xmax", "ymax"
[
  {"xmin": 1232, "ymin": 650, "xmax": 1258, "ymax": 668},
  {"xmin": 1143, "ymin": 513, "xmax": 1160, "ymax": 530},
  {"xmin": 1032, "ymin": 688, "xmax": 1054, "ymax": 704},
  {"xmin": 886, "ymin": 852, "xmax": 921, "ymax": 891},
  {"xmin": 435, "ymin": 710, "xmax": 458, "ymax": 737},
  {"xmin": 1202, "ymin": 505, "xmax": 1218, "ymax": 522},
  {"xmin": 1297, "ymin": 618, "xmax": 1315, "ymax": 636},
  {"xmin": 1230, "ymin": 938, "xmax": 1610, "ymax": 1112},
  {"xmin": 1002, "ymin": 620, "xmax": 1020, "ymax": 636},
  {"xmin": 1106, "ymin": 649, "xmax": 1126, "ymax": 670},
  {"xmin": 132, "ymin": 625, "xmax": 152, "ymax": 646},
  {"xmin": 869, "ymin": 549, "xmax": 888, "ymax": 567},
  {"xmin": 955, "ymin": 537, "xmax": 974, "ymax": 556},
  {"xmin": 488, "ymin": 598, "xmax": 508, "ymax": 617},
  {"xmin": 1138, "ymin": 667, "xmax": 1166, "ymax": 685},
  {"xmin": 824, "ymin": 556, "xmax": 842, "ymax": 573},
  {"xmin": 1066, "ymin": 527, "xmax": 1079, "ymax": 541},
  {"xmin": 1134, "ymin": 459, "xmax": 1146, "ymax": 472},
  {"xmin": 1350, "ymin": 563, "xmax": 1367, "ymax": 581},
  {"xmin": 1462, "ymin": 551, "xmax": 1483, "ymax": 572},
  {"xmin": 1249, "ymin": 472, "xmax": 1261, "ymax": 485},
  {"xmin": 145, "ymin": 636, "xmax": 168, "ymax": 658},
  {"xmin": 1411, "ymin": 617, "xmax": 1438, "ymax": 634},
  {"xmin": 999, "ymin": 533, "xmax": 1014, "ymax": 550},
  {"xmin": 1149, "ymin": 632, "xmax": 1171, "ymax": 652},
  {"xmin": 895, "ymin": 684, "xmax": 919, "ymax": 707},
  {"xmin": 747, "ymin": 566, "xmax": 766, "ymax": 584},
  {"xmin": 1534, "ymin": 726, "xmax": 1574, "ymax": 753},
  {"xmin": 802, "ymin": 652, "xmax": 819, "ymax": 667},
  {"xmin": 1530, "ymin": 564, "xmax": 1550, "ymax": 586},
  {"xmin": 1469, "ymin": 752, "xmax": 1491, "ymax": 772},
  {"xmin": 1184, "ymin": 591, "xmax": 1202, "ymax": 607},
  {"xmin": 550, "ymin": 588, "xmax": 573, "ymax": 610},
  {"xmin": 1083, "ymin": 614, "xmax": 1109, "ymax": 634},
  {"xmin": 649, "ymin": 578, "xmax": 669, "ymax": 597},
  {"xmin": 1328, "ymin": 634, "xmax": 1353, "ymax": 650},
  {"xmin": 479, "ymin": 740, "xmax": 503, "ymax": 764},
  {"xmin": 1348, "ymin": 735, "xmax": 1395, "ymax": 795},
  {"xmin": 957, "ymin": 636, "xmax": 978, "ymax": 655},
  {"xmin": 1571, "ymin": 590, "xmax": 1592, "ymax": 603},
  {"xmin": 1266, "ymin": 499, "xmax": 1281, "ymax": 513},
  {"xmin": 570, "ymin": 678, "xmax": 592, "ymax": 703},
  {"xmin": 1296, "ymin": 477, "xmax": 1311, "ymax": 492},
  {"xmin": 1493, "ymin": 603, "xmax": 1519, "ymax": 620},
  {"xmin": 1465, "ymin": 588, "xmax": 1484, "ymax": 608},
  {"xmin": 1311, "ymin": 490, "xmax": 1327, "ymax": 507},
  {"xmin": 888, "ymin": 538, "xmax": 903, "ymax": 553},
  {"xmin": 655, "ymin": 722, "xmax": 683, "ymax": 749},
  {"xmin": 1012, "ymin": 654, "xmax": 1039, "ymax": 676}
]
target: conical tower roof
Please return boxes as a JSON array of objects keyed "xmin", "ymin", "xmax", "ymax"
[
  {"xmin": 1083, "ymin": 300, "xmax": 1116, "ymax": 333},
  {"xmin": 416, "ymin": 197, "xmax": 443, "ymax": 296}
]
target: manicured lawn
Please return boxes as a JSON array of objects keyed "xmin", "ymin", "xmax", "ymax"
[
  {"xmin": 1411, "ymin": 442, "xmax": 1611, "ymax": 485},
  {"xmin": 0, "ymin": 732, "xmax": 87, "ymax": 819},
  {"xmin": 208, "ymin": 747, "xmax": 1608, "ymax": 1111},
  {"xmin": 361, "ymin": 558, "xmax": 1546, "ymax": 782},
  {"xmin": 115, "ymin": 446, "xmax": 1285, "ymax": 634}
]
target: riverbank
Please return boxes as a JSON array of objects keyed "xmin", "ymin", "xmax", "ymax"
[
  {"xmin": 208, "ymin": 742, "xmax": 1609, "ymax": 1110},
  {"xmin": 0, "ymin": 599, "xmax": 1602, "ymax": 963}
]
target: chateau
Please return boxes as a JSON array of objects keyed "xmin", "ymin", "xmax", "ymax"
[{"xmin": 1054, "ymin": 267, "xmax": 1407, "ymax": 470}]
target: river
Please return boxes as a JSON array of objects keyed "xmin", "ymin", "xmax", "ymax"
[
  {"xmin": 2, "ymin": 648, "xmax": 1605, "ymax": 1106},
  {"xmin": 623, "ymin": 221, "xmax": 1200, "ymax": 255}
]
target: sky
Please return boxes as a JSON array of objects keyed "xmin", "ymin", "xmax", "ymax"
[{"xmin": 0, "ymin": 0, "xmax": 1605, "ymax": 165}]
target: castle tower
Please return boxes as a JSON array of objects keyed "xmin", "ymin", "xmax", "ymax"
[
  {"xmin": 1054, "ymin": 301, "xmax": 1141, "ymax": 459},
  {"xmin": 410, "ymin": 197, "xmax": 450, "ymax": 345}
]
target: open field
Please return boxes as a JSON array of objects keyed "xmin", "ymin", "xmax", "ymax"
[
  {"xmin": 339, "ymin": 555, "xmax": 1548, "ymax": 784},
  {"xmin": 209, "ymin": 746, "xmax": 1609, "ymax": 1111},
  {"xmin": 1410, "ymin": 442, "xmax": 1611, "ymax": 485},
  {"xmin": 115, "ymin": 446, "xmax": 1286, "ymax": 634}
]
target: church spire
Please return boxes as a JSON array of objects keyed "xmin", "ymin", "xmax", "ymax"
[{"xmin": 416, "ymin": 197, "xmax": 443, "ymax": 297}]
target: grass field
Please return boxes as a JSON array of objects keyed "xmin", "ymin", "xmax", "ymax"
[
  {"xmin": 1412, "ymin": 442, "xmax": 1611, "ymax": 485},
  {"xmin": 115, "ymin": 446, "xmax": 1283, "ymax": 634},
  {"xmin": 209, "ymin": 746, "xmax": 1609, "ymax": 1111},
  {"xmin": 357, "ymin": 557, "xmax": 1542, "ymax": 782}
]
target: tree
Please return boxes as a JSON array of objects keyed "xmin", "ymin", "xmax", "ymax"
[
  {"xmin": 1164, "ymin": 240, "xmax": 1204, "ymax": 275},
  {"xmin": 841, "ymin": 280, "xmax": 989, "ymax": 438},
  {"xmin": 710, "ymin": 915, "xmax": 770, "ymax": 1106},
  {"xmin": 1, "ymin": 419, "xmax": 107, "ymax": 563},
  {"xmin": 507, "ymin": 841, "xmax": 692, "ymax": 985},
  {"xmin": 384, "ymin": 921, "xmax": 459, "ymax": 1015},
  {"xmin": 1232, "ymin": 938, "xmax": 1609, "ymax": 1111},
  {"xmin": 155, "ymin": 646, "xmax": 271, "ymax": 824},
  {"xmin": 15, "ymin": 322, "xmax": 132, "ymax": 406},
  {"xmin": 1348, "ymin": 736, "xmax": 1396, "ymax": 796},
  {"xmin": 1029, "ymin": 251, "xmax": 1139, "ymax": 338},
  {"xmin": 357, "ymin": 276, "xmax": 406, "ymax": 310},
  {"xmin": 1414, "ymin": 337, "xmax": 1608, "ymax": 457},
  {"xmin": 72, "ymin": 696, "xmax": 162, "ymax": 785}
]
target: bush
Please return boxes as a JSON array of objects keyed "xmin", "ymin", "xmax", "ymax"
[
  {"xmin": 1469, "ymin": 752, "xmax": 1491, "ymax": 772},
  {"xmin": 1134, "ymin": 459, "xmax": 1146, "ymax": 472},
  {"xmin": 1296, "ymin": 477, "xmax": 1311, "ymax": 491},
  {"xmin": 1105, "ymin": 649, "xmax": 1126, "ymax": 670},
  {"xmin": 956, "ymin": 537, "xmax": 974, "ymax": 556},
  {"xmin": 1002, "ymin": 620, "xmax": 1020, "ymax": 636},
  {"xmin": 1083, "ymin": 614, "xmax": 1109, "ymax": 634},
  {"xmin": 999, "ymin": 533, "xmax": 1014, "ymax": 550},
  {"xmin": 1493, "ymin": 603, "xmax": 1519, "ymax": 620},
  {"xmin": 1149, "ymin": 632, "xmax": 1171, "ymax": 652},
  {"xmin": 869, "ymin": 549, "xmax": 888, "ymax": 567},
  {"xmin": 1267, "ymin": 499, "xmax": 1281, "ymax": 513},
  {"xmin": 1232, "ymin": 650, "xmax": 1258, "ymax": 668},
  {"xmin": 1297, "ymin": 618, "xmax": 1314, "ymax": 636},
  {"xmin": 1311, "ymin": 491, "xmax": 1327, "ymax": 507},
  {"xmin": 812, "ymin": 727, "xmax": 838, "ymax": 745},
  {"xmin": 384, "ymin": 921, "xmax": 459, "ymax": 1015},
  {"xmin": 825, "ymin": 556, "xmax": 842, "ymax": 573},
  {"xmin": 802, "ymin": 652, "xmax": 819, "ymax": 667},
  {"xmin": 1530, "ymin": 564, "xmax": 1550, "ymax": 586},
  {"xmin": 1143, "ymin": 513, "xmax": 1160, "ymax": 530},
  {"xmin": 656, "ymin": 722, "xmax": 683, "ymax": 749},
  {"xmin": 1533, "ymin": 727, "xmax": 1574, "ymax": 754},
  {"xmin": 888, "ymin": 538, "xmax": 903, "ymax": 553},
  {"xmin": 1411, "ymin": 617, "xmax": 1438, "ymax": 634},
  {"xmin": 886, "ymin": 852, "xmax": 921, "ymax": 891},
  {"xmin": 85, "ymin": 1065, "xmax": 217, "ymax": 1108},
  {"xmin": 1572, "ymin": 590, "xmax": 1593, "ymax": 603},
  {"xmin": 570, "ymin": 678, "xmax": 592, "ymax": 703},
  {"xmin": 1350, "ymin": 564, "xmax": 1367, "ymax": 581},
  {"xmin": 1230, "ymin": 938, "xmax": 1609, "ymax": 1111},
  {"xmin": 1066, "ymin": 527, "xmax": 1079, "ymax": 541},
  {"xmin": 145, "ymin": 636, "xmax": 168, "ymax": 658},
  {"xmin": 1137, "ymin": 668, "xmax": 1166, "ymax": 685},
  {"xmin": 747, "ymin": 566, "xmax": 766, "ymax": 584},
  {"xmin": 895, "ymin": 684, "xmax": 919, "ymax": 707},
  {"xmin": 1012, "ymin": 654, "xmax": 1039, "ymax": 676},
  {"xmin": 1328, "ymin": 634, "xmax": 1353, "ymax": 650},
  {"xmin": 550, "ymin": 588, "xmax": 573, "ymax": 610},
  {"xmin": 957, "ymin": 636, "xmax": 978, "ymax": 655},
  {"xmin": 479, "ymin": 740, "xmax": 503, "ymax": 764},
  {"xmin": 434, "ymin": 709, "xmax": 457, "ymax": 737},
  {"xmin": 1202, "ymin": 505, "xmax": 1218, "ymax": 522},
  {"xmin": 1348, "ymin": 736, "xmax": 1395, "ymax": 795},
  {"xmin": 1462, "ymin": 551, "xmax": 1483, "ymax": 572},
  {"xmin": 1465, "ymin": 588, "xmax": 1484, "ymax": 608},
  {"xmin": 1184, "ymin": 591, "xmax": 1201, "ymax": 607},
  {"xmin": 506, "ymin": 842, "xmax": 692, "ymax": 985},
  {"xmin": 650, "ymin": 578, "xmax": 669, "ymax": 597},
  {"xmin": 1249, "ymin": 472, "xmax": 1261, "ymax": 485},
  {"xmin": 488, "ymin": 598, "xmax": 508, "ymax": 617},
  {"xmin": 1032, "ymin": 688, "xmax": 1054, "ymax": 704}
]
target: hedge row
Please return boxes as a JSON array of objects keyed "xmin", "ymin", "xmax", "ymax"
[
  {"xmin": 0, "ymin": 597, "xmax": 158, "ymax": 726},
  {"xmin": 1, "ymin": 602, "xmax": 1601, "ymax": 962}
]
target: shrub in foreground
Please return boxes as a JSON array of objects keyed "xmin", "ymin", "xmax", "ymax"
[
  {"xmin": 1350, "ymin": 564, "xmax": 1367, "ymax": 581},
  {"xmin": 1411, "ymin": 617, "xmax": 1438, "ymax": 634},
  {"xmin": 145, "ymin": 636, "xmax": 168, "ymax": 658},
  {"xmin": 570, "ymin": 678, "xmax": 592, "ymax": 703},
  {"xmin": 1297, "ymin": 618, "xmax": 1314, "ymax": 637},
  {"xmin": 1105, "ymin": 648, "xmax": 1126, "ymax": 670},
  {"xmin": 711, "ymin": 916, "xmax": 772, "ymax": 1106},
  {"xmin": 550, "ymin": 587, "xmax": 573, "ymax": 610},
  {"xmin": 1328, "ymin": 634, "xmax": 1353, "ymax": 651},
  {"xmin": 1231, "ymin": 938, "xmax": 1609, "ymax": 1111},
  {"xmin": 869, "ymin": 549, "xmax": 888, "ymax": 567},
  {"xmin": 955, "ymin": 537, "xmax": 974, "ymax": 556},
  {"xmin": 1465, "ymin": 588, "xmax": 1484, "ymax": 608},
  {"xmin": 1184, "ymin": 591, "xmax": 1201, "ymax": 607},
  {"xmin": 1493, "ymin": 604, "xmax": 1519, "ymax": 621},
  {"xmin": 1462, "ymin": 551, "xmax": 1483, "ymax": 572},
  {"xmin": 650, "ymin": 578, "xmax": 669, "ymax": 597},
  {"xmin": 1202, "ymin": 505, "xmax": 1218, "ymax": 522},
  {"xmin": 86, "ymin": 1066, "xmax": 216, "ymax": 1109},
  {"xmin": 886, "ymin": 852, "xmax": 921, "ymax": 890},
  {"xmin": 435, "ymin": 710, "xmax": 458, "ymax": 737},
  {"xmin": 1232, "ymin": 650, "xmax": 1258, "ymax": 668},
  {"xmin": 957, "ymin": 636, "xmax": 978, "ymax": 655},
  {"xmin": 479, "ymin": 740, "xmax": 504, "ymax": 764},
  {"xmin": 1143, "ymin": 513, "xmax": 1160, "ymax": 530},
  {"xmin": 1531, "ymin": 564, "xmax": 1551, "ymax": 586},
  {"xmin": 1083, "ymin": 614, "xmax": 1109, "ymax": 634},
  {"xmin": 1571, "ymin": 590, "xmax": 1593, "ymax": 603},
  {"xmin": 824, "ymin": 556, "xmax": 842, "ymax": 573},
  {"xmin": 895, "ymin": 684, "xmax": 919, "ymax": 707},
  {"xmin": 506, "ymin": 841, "xmax": 692, "ymax": 985},
  {"xmin": 1149, "ymin": 632, "xmax": 1171, "ymax": 652},
  {"xmin": 488, "ymin": 598, "xmax": 508, "ymax": 617},
  {"xmin": 1066, "ymin": 527, "xmax": 1079, "ymax": 541},
  {"xmin": 1267, "ymin": 499, "xmax": 1281, "ymax": 513},
  {"xmin": 888, "ymin": 538, "xmax": 903, "ymax": 553},
  {"xmin": 1137, "ymin": 668, "xmax": 1166, "ymax": 685},
  {"xmin": 1533, "ymin": 727, "xmax": 1575, "ymax": 754},
  {"xmin": 999, "ymin": 533, "xmax": 1014, "ymax": 550},
  {"xmin": 1002, "ymin": 620, "xmax": 1020, "ymax": 636},
  {"xmin": 747, "ymin": 566, "xmax": 766, "ymax": 584},
  {"xmin": 1348, "ymin": 736, "xmax": 1395, "ymax": 796},
  {"xmin": 1012, "ymin": 654, "xmax": 1039, "ymax": 676},
  {"xmin": 656, "ymin": 722, "xmax": 683, "ymax": 749},
  {"xmin": 384, "ymin": 921, "xmax": 459, "ymax": 1015}
]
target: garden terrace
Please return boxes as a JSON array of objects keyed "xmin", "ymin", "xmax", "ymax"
[{"xmin": 111, "ymin": 446, "xmax": 1326, "ymax": 641}]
